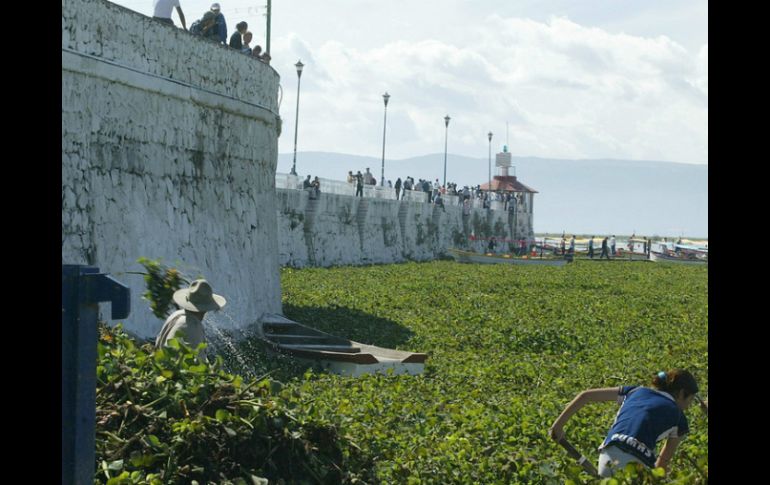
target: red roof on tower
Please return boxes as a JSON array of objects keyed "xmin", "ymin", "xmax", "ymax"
[{"xmin": 479, "ymin": 176, "xmax": 538, "ymax": 193}]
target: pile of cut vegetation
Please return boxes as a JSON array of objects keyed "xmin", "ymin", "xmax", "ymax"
[{"xmin": 94, "ymin": 323, "xmax": 371, "ymax": 485}]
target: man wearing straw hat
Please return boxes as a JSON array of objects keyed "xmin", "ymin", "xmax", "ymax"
[{"xmin": 155, "ymin": 279, "xmax": 227, "ymax": 362}]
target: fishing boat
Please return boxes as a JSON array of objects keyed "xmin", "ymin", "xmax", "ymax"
[
  {"xmin": 447, "ymin": 247, "xmax": 569, "ymax": 266},
  {"xmin": 649, "ymin": 250, "xmax": 707, "ymax": 265},
  {"xmin": 258, "ymin": 313, "xmax": 427, "ymax": 377}
]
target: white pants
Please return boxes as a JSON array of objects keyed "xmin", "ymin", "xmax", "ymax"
[{"xmin": 598, "ymin": 446, "xmax": 645, "ymax": 477}]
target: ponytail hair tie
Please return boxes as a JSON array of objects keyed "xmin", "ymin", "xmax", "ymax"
[{"xmin": 657, "ymin": 371, "xmax": 667, "ymax": 381}]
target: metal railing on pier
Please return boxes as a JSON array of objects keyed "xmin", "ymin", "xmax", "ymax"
[{"xmin": 275, "ymin": 173, "xmax": 528, "ymax": 213}]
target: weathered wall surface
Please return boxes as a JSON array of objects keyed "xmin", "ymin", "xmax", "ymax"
[
  {"xmin": 62, "ymin": 0, "xmax": 282, "ymax": 338},
  {"xmin": 276, "ymin": 190, "xmax": 535, "ymax": 267}
]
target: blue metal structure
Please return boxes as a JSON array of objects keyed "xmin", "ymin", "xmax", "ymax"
[{"xmin": 62, "ymin": 265, "xmax": 130, "ymax": 485}]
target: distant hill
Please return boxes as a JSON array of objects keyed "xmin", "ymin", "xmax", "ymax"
[{"xmin": 277, "ymin": 152, "xmax": 708, "ymax": 238}]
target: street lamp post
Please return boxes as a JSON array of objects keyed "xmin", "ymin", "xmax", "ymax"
[
  {"xmin": 381, "ymin": 92, "xmax": 390, "ymax": 187},
  {"xmin": 290, "ymin": 60, "xmax": 304, "ymax": 176},
  {"xmin": 443, "ymin": 115, "xmax": 450, "ymax": 188},
  {"xmin": 487, "ymin": 131, "xmax": 493, "ymax": 197},
  {"xmin": 266, "ymin": 0, "xmax": 271, "ymax": 55}
]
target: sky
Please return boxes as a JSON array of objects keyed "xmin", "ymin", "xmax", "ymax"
[{"xmin": 116, "ymin": 1, "xmax": 707, "ymax": 165}]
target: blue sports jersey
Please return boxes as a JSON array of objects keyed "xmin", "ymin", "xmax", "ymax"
[{"xmin": 600, "ymin": 386, "xmax": 689, "ymax": 468}]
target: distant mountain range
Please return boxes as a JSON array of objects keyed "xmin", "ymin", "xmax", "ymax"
[{"xmin": 277, "ymin": 152, "xmax": 708, "ymax": 238}]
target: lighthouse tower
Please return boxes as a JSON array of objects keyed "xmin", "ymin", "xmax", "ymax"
[
  {"xmin": 496, "ymin": 144, "xmax": 513, "ymax": 177},
  {"xmin": 479, "ymin": 144, "xmax": 538, "ymax": 242}
]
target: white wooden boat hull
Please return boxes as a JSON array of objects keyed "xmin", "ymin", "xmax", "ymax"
[
  {"xmin": 650, "ymin": 251, "xmax": 707, "ymax": 265},
  {"xmin": 259, "ymin": 313, "xmax": 427, "ymax": 376}
]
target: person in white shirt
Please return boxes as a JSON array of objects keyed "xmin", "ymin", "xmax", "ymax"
[
  {"xmin": 610, "ymin": 235, "xmax": 616, "ymax": 256},
  {"xmin": 155, "ymin": 279, "xmax": 226, "ymax": 362},
  {"xmin": 152, "ymin": 0, "xmax": 187, "ymax": 30}
]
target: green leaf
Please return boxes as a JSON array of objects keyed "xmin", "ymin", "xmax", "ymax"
[
  {"xmin": 147, "ymin": 434, "xmax": 162, "ymax": 449},
  {"xmin": 652, "ymin": 467, "xmax": 666, "ymax": 477},
  {"xmin": 215, "ymin": 409, "xmax": 231, "ymax": 422},
  {"xmin": 107, "ymin": 459, "xmax": 124, "ymax": 471},
  {"xmin": 188, "ymin": 364, "xmax": 207, "ymax": 373}
]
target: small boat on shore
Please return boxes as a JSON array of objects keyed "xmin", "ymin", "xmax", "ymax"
[
  {"xmin": 650, "ymin": 251, "xmax": 707, "ymax": 265},
  {"xmin": 259, "ymin": 313, "xmax": 427, "ymax": 377},
  {"xmin": 447, "ymin": 248, "xmax": 569, "ymax": 266}
]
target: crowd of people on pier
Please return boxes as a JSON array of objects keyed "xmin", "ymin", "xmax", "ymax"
[
  {"xmin": 152, "ymin": 1, "xmax": 271, "ymax": 63},
  {"xmin": 340, "ymin": 168, "xmax": 526, "ymax": 213}
]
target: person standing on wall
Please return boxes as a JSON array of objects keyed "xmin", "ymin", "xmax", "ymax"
[
  {"xmin": 355, "ymin": 171, "xmax": 364, "ymax": 197},
  {"xmin": 434, "ymin": 192, "xmax": 446, "ymax": 212},
  {"xmin": 155, "ymin": 279, "xmax": 227, "ymax": 363},
  {"xmin": 311, "ymin": 176, "xmax": 321, "ymax": 199},
  {"xmin": 210, "ymin": 3, "xmax": 227, "ymax": 45},
  {"xmin": 153, "ymin": 0, "xmax": 187, "ymax": 30},
  {"xmin": 395, "ymin": 177, "xmax": 402, "ymax": 201}
]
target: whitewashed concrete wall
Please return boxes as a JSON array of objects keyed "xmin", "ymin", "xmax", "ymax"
[
  {"xmin": 62, "ymin": 0, "xmax": 282, "ymax": 338},
  {"xmin": 276, "ymin": 190, "xmax": 535, "ymax": 268}
]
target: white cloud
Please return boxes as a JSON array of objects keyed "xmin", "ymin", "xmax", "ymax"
[{"xmin": 275, "ymin": 14, "xmax": 707, "ymax": 164}]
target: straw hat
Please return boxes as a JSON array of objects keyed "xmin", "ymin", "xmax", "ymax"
[{"xmin": 173, "ymin": 279, "xmax": 226, "ymax": 312}]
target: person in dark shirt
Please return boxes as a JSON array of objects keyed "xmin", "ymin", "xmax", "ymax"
[
  {"xmin": 229, "ymin": 21, "xmax": 248, "ymax": 49},
  {"xmin": 487, "ymin": 236, "xmax": 497, "ymax": 253},
  {"xmin": 395, "ymin": 177, "xmax": 402, "ymax": 201},
  {"xmin": 355, "ymin": 171, "xmax": 364, "ymax": 197},
  {"xmin": 600, "ymin": 237, "xmax": 611, "ymax": 260},
  {"xmin": 189, "ymin": 11, "xmax": 219, "ymax": 42},
  {"xmin": 549, "ymin": 369, "xmax": 706, "ymax": 477},
  {"xmin": 311, "ymin": 176, "xmax": 321, "ymax": 199}
]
